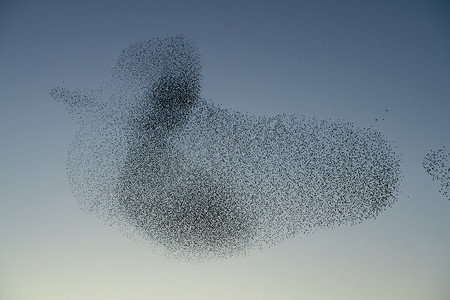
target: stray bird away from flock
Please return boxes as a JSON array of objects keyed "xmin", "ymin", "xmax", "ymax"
[{"xmin": 51, "ymin": 35, "xmax": 448, "ymax": 261}]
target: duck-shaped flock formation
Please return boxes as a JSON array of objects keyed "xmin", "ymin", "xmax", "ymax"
[{"xmin": 51, "ymin": 35, "xmax": 402, "ymax": 260}]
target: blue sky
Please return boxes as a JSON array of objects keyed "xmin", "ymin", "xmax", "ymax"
[{"xmin": 1, "ymin": 1, "xmax": 449, "ymax": 299}]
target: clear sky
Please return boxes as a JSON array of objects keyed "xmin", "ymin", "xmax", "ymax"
[{"xmin": 1, "ymin": 1, "xmax": 449, "ymax": 299}]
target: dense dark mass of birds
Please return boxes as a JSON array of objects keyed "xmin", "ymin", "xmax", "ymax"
[
  {"xmin": 51, "ymin": 35, "xmax": 401, "ymax": 260},
  {"xmin": 423, "ymin": 146, "xmax": 449, "ymax": 200}
]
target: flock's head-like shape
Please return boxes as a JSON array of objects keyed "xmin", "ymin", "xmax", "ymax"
[{"xmin": 52, "ymin": 35, "xmax": 402, "ymax": 260}]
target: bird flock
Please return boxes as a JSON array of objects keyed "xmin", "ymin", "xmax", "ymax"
[
  {"xmin": 423, "ymin": 146, "xmax": 449, "ymax": 200},
  {"xmin": 51, "ymin": 35, "xmax": 402, "ymax": 260}
]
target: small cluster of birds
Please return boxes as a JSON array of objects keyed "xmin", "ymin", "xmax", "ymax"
[
  {"xmin": 423, "ymin": 146, "xmax": 449, "ymax": 200},
  {"xmin": 52, "ymin": 36, "xmax": 402, "ymax": 260}
]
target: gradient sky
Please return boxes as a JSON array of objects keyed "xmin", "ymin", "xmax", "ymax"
[{"xmin": 1, "ymin": 1, "xmax": 449, "ymax": 299}]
